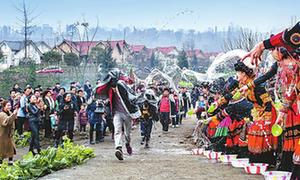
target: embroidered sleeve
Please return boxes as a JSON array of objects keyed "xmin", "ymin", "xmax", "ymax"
[
  {"xmin": 263, "ymin": 21, "xmax": 300, "ymax": 50},
  {"xmin": 259, "ymin": 93, "xmax": 273, "ymax": 112}
]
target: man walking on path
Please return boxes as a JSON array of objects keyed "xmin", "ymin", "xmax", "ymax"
[{"xmin": 95, "ymin": 69, "xmax": 140, "ymax": 161}]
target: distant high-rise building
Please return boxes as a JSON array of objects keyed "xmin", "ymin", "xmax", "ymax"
[
  {"xmin": 2, "ymin": 26, "xmax": 11, "ymax": 38},
  {"xmin": 42, "ymin": 24, "xmax": 53, "ymax": 35},
  {"xmin": 65, "ymin": 24, "xmax": 78, "ymax": 40}
]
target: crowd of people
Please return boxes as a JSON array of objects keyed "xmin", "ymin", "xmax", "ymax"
[
  {"xmin": 0, "ymin": 80, "xmax": 108, "ymax": 164},
  {"xmin": 94, "ymin": 69, "xmax": 195, "ymax": 160},
  {"xmin": 192, "ymin": 21, "xmax": 300, "ymax": 179},
  {"xmin": 0, "ymin": 69, "xmax": 193, "ymax": 164},
  {"xmin": 0, "ymin": 21, "xmax": 299, "ymax": 180}
]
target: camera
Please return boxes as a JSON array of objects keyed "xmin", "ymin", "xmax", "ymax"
[{"xmin": 94, "ymin": 100, "xmax": 105, "ymax": 114}]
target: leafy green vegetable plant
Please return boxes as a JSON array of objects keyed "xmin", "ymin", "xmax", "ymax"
[{"xmin": 0, "ymin": 138, "xmax": 95, "ymax": 179}]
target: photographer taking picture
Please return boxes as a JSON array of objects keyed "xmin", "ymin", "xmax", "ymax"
[{"xmin": 88, "ymin": 99, "xmax": 106, "ymax": 144}]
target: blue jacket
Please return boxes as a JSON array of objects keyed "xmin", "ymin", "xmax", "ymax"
[
  {"xmin": 27, "ymin": 103, "xmax": 40, "ymax": 122},
  {"xmin": 87, "ymin": 102, "xmax": 103, "ymax": 124},
  {"xmin": 17, "ymin": 95, "xmax": 27, "ymax": 117}
]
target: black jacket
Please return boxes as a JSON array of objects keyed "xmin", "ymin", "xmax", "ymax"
[
  {"xmin": 43, "ymin": 97, "xmax": 55, "ymax": 114},
  {"xmin": 27, "ymin": 103, "xmax": 40, "ymax": 122},
  {"xmin": 77, "ymin": 96, "xmax": 86, "ymax": 109},
  {"xmin": 58, "ymin": 101, "xmax": 76, "ymax": 121}
]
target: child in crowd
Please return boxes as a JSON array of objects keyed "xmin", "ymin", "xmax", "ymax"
[
  {"xmin": 140, "ymin": 89, "xmax": 158, "ymax": 148},
  {"xmin": 79, "ymin": 104, "xmax": 88, "ymax": 134},
  {"xmin": 195, "ymin": 95, "xmax": 207, "ymax": 120}
]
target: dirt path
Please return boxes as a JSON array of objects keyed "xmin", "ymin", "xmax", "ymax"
[{"xmin": 38, "ymin": 117, "xmax": 263, "ymax": 180}]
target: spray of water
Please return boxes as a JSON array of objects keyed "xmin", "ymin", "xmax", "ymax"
[
  {"xmin": 136, "ymin": 49, "xmax": 260, "ymax": 89},
  {"xmin": 181, "ymin": 68, "xmax": 207, "ymax": 82},
  {"xmin": 144, "ymin": 68, "xmax": 178, "ymax": 92},
  {"xmin": 206, "ymin": 49, "xmax": 247, "ymax": 79}
]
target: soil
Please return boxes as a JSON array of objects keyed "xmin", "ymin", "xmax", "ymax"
[{"xmin": 17, "ymin": 117, "xmax": 263, "ymax": 180}]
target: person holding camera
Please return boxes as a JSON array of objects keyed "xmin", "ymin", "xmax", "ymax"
[
  {"xmin": 55, "ymin": 93, "xmax": 76, "ymax": 147},
  {"xmin": 27, "ymin": 95, "xmax": 41, "ymax": 155},
  {"xmin": 88, "ymin": 99, "xmax": 105, "ymax": 144}
]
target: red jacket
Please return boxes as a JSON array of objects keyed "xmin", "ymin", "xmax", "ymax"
[
  {"xmin": 79, "ymin": 110, "xmax": 88, "ymax": 125},
  {"xmin": 160, "ymin": 96, "xmax": 170, "ymax": 113}
]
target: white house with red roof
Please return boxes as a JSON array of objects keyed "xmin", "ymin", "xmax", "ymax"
[
  {"xmin": 53, "ymin": 40, "xmax": 99, "ymax": 57},
  {"xmin": 129, "ymin": 45, "xmax": 150, "ymax": 64},
  {"xmin": 96, "ymin": 40, "xmax": 131, "ymax": 62},
  {"xmin": 130, "ymin": 45, "xmax": 146, "ymax": 54},
  {"xmin": 155, "ymin": 46, "xmax": 178, "ymax": 56},
  {"xmin": 0, "ymin": 40, "xmax": 50, "ymax": 68},
  {"xmin": 186, "ymin": 49, "xmax": 206, "ymax": 59},
  {"xmin": 154, "ymin": 46, "xmax": 179, "ymax": 62}
]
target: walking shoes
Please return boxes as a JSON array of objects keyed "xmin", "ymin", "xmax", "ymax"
[{"xmin": 115, "ymin": 148, "xmax": 124, "ymax": 161}]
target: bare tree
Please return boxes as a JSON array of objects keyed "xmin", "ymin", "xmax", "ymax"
[
  {"xmin": 15, "ymin": 0, "xmax": 38, "ymax": 60},
  {"xmin": 81, "ymin": 17, "xmax": 100, "ymax": 81},
  {"xmin": 222, "ymin": 28, "xmax": 266, "ymax": 52}
]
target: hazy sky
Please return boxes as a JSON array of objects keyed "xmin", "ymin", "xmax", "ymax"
[{"xmin": 0, "ymin": 0, "xmax": 298, "ymax": 32}]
